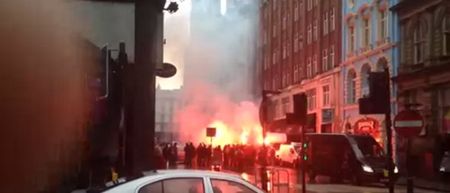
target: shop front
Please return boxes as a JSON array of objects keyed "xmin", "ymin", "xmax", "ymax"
[{"xmin": 343, "ymin": 108, "xmax": 386, "ymax": 147}]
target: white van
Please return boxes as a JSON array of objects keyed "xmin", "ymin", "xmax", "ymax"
[{"xmin": 274, "ymin": 143, "xmax": 300, "ymax": 168}]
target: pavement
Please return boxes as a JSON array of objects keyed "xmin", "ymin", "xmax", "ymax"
[{"xmin": 396, "ymin": 177, "xmax": 450, "ymax": 193}]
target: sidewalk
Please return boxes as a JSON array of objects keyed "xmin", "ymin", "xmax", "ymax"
[{"xmin": 397, "ymin": 177, "xmax": 450, "ymax": 192}]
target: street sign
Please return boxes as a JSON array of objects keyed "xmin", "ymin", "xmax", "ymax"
[
  {"xmin": 394, "ymin": 110, "xmax": 424, "ymax": 138},
  {"xmin": 206, "ymin": 127, "xmax": 216, "ymax": 137},
  {"xmin": 156, "ymin": 62, "xmax": 177, "ymax": 78}
]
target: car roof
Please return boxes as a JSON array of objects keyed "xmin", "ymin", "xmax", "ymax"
[
  {"xmin": 104, "ymin": 169, "xmax": 243, "ymax": 193},
  {"xmin": 144, "ymin": 169, "xmax": 242, "ymax": 178}
]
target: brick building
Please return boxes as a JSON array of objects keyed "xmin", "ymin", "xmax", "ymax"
[{"xmin": 258, "ymin": 0, "xmax": 342, "ymax": 133}]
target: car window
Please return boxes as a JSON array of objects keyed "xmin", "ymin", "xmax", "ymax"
[
  {"xmin": 138, "ymin": 181, "xmax": 162, "ymax": 193},
  {"xmin": 210, "ymin": 179, "xmax": 256, "ymax": 193},
  {"xmin": 164, "ymin": 178, "xmax": 204, "ymax": 193},
  {"xmin": 138, "ymin": 178, "xmax": 204, "ymax": 193}
]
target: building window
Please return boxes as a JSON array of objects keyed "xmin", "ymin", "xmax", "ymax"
[
  {"xmin": 282, "ymin": 16, "xmax": 287, "ymax": 30},
  {"xmin": 323, "ymin": 12, "xmax": 329, "ymax": 35},
  {"xmin": 300, "ymin": 0, "xmax": 304, "ymax": 13},
  {"xmin": 263, "ymin": 31, "xmax": 267, "ymax": 45},
  {"xmin": 379, "ymin": 10, "xmax": 388, "ymax": 42},
  {"xmin": 313, "ymin": 54, "xmax": 318, "ymax": 74},
  {"xmin": 281, "ymin": 97, "xmax": 290, "ymax": 114},
  {"xmin": 362, "ymin": 18, "xmax": 370, "ymax": 49},
  {"xmin": 307, "ymin": 89, "xmax": 317, "ymax": 110},
  {"xmin": 272, "ymin": 78, "xmax": 276, "ymax": 90},
  {"xmin": 272, "ymin": 52, "xmax": 276, "ymax": 65},
  {"xmin": 347, "ymin": 70, "xmax": 357, "ymax": 104},
  {"xmin": 313, "ymin": 20, "xmax": 318, "ymax": 41},
  {"xmin": 349, "ymin": 25, "xmax": 355, "ymax": 52},
  {"xmin": 307, "ymin": 57, "xmax": 312, "ymax": 78},
  {"xmin": 273, "ymin": 23, "xmax": 277, "ymax": 37},
  {"xmin": 294, "ymin": 2, "xmax": 299, "ymax": 21},
  {"xmin": 413, "ymin": 25, "xmax": 425, "ymax": 63},
  {"xmin": 323, "ymin": 85, "xmax": 330, "ymax": 106},
  {"xmin": 282, "ymin": 44, "xmax": 287, "ymax": 59},
  {"xmin": 322, "ymin": 49, "xmax": 328, "ymax": 71},
  {"xmin": 330, "ymin": 45, "xmax": 335, "ymax": 67},
  {"xmin": 294, "ymin": 33, "xmax": 299, "ymax": 52},
  {"xmin": 287, "ymin": 42, "xmax": 291, "ymax": 57},
  {"xmin": 307, "ymin": 0, "xmax": 312, "ymax": 11},
  {"xmin": 330, "ymin": 8, "xmax": 335, "ymax": 31},
  {"xmin": 443, "ymin": 17, "xmax": 450, "ymax": 55},
  {"xmin": 264, "ymin": 55, "xmax": 268, "ymax": 70},
  {"xmin": 294, "ymin": 64, "xmax": 299, "ymax": 82},
  {"xmin": 361, "ymin": 64, "xmax": 371, "ymax": 97},
  {"xmin": 299, "ymin": 34, "xmax": 304, "ymax": 49},
  {"xmin": 307, "ymin": 24, "xmax": 312, "ymax": 44},
  {"xmin": 314, "ymin": 0, "xmax": 318, "ymax": 7}
]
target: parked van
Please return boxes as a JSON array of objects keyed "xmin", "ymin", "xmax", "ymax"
[
  {"xmin": 274, "ymin": 143, "xmax": 300, "ymax": 168},
  {"xmin": 303, "ymin": 134, "xmax": 398, "ymax": 185}
]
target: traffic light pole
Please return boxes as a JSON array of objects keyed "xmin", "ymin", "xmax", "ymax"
[
  {"xmin": 385, "ymin": 69, "xmax": 394, "ymax": 193},
  {"xmin": 301, "ymin": 126, "xmax": 306, "ymax": 193},
  {"xmin": 125, "ymin": 0, "xmax": 163, "ymax": 177}
]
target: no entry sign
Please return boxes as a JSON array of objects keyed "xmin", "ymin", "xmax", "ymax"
[{"xmin": 394, "ymin": 110, "xmax": 424, "ymax": 138}]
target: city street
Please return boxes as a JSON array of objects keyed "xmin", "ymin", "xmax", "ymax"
[{"xmin": 225, "ymin": 166, "xmax": 446, "ymax": 193}]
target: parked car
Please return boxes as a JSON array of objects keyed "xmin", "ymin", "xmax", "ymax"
[
  {"xmin": 102, "ymin": 170, "xmax": 265, "ymax": 193},
  {"xmin": 303, "ymin": 134, "xmax": 399, "ymax": 185}
]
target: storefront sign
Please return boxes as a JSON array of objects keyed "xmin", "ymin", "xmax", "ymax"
[{"xmin": 353, "ymin": 117, "xmax": 380, "ymax": 135}]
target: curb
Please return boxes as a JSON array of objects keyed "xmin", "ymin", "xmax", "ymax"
[{"xmin": 396, "ymin": 183, "xmax": 450, "ymax": 193}]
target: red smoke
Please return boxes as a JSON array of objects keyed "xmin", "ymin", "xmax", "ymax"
[{"xmin": 176, "ymin": 81, "xmax": 263, "ymax": 146}]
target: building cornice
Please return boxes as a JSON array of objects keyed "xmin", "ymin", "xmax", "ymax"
[{"xmin": 342, "ymin": 42, "xmax": 395, "ymax": 66}]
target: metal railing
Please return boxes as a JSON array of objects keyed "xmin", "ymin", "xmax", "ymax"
[{"xmin": 253, "ymin": 166, "xmax": 291, "ymax": 193}]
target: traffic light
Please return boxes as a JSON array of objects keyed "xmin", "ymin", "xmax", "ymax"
[
  {"xmin": 301, "ymin": 141, "xmax": 310, "ymax": 161},
  {"xmin": 291, "ymin": 93, "xmax": 307, "ymax": 125},
  {"xmin": 359, "ymin": 71, "xmax": 390, "ymax": 114},
  {"xmin": 368, "ymin": 72, "xmax": 389, "ymax": 105}
]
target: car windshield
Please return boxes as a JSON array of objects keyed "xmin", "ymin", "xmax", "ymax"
[{"xmin": 352, "ymin": 136, "xmax": 385, "ymax": 158}]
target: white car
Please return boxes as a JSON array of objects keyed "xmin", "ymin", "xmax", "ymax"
[{"xmin": 103, "ymin": 170, "xmax": 265, "ymax": 193}]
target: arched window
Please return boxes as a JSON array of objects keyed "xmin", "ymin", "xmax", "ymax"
[
  {"xmin": 377, "ymin": 0, "xmax": 389, "ymax": 42},
  {"xmin": 349, "ymin": 25, "xmax": 356, "ymax": 52},
  {"xmin": 362, "ymin": 17, "xmax": 371, "ymax": 48},
  {"xmin": 379, "ymin": 10, "xmax": 388, "ymax": 41},
  {"xmin": 443, "ymin": 16, "xmax": 450, "ymax": 55},
  {"xmin": 347, "ymin": 70, "xmax": 357, "ymax": 104},
  {"xmin": 413, "ymin": 23, "xmax": 425, "ymax": 63},
  {"xmin": 361, "ymin": 64, "xmax": 371, "ymax": 97}
]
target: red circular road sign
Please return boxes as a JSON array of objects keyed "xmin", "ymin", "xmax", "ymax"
[{"xmin": 394, "ymin": 110, "xmax": 424, "ymax": 138}]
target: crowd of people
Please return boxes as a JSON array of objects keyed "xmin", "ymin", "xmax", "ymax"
[{"xmin": 154, "ymin": 142, "xmax": 278, "ymax": 172}]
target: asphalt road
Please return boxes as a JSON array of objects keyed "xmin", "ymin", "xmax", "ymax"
[{"xmin": 231, "ymin": 166, "xmax": 443, "ymax": 193}]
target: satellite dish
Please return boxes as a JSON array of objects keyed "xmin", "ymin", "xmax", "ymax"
[{"xmin": 156, "ymin": 63, "xmax": 177, "ymax": 78}]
